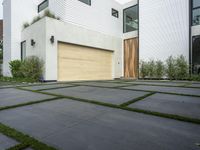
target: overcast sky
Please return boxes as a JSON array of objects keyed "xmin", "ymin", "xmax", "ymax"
[{"xmin": 0, "ymin": 0, "xmax": 131, "ymax": 19}]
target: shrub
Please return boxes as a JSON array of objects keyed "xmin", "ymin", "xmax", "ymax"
[
  {"xmin": 23, "ymin": 10, "xmax": 60, "ymax": 29},
  {"xmin": 23, "ymin": 22, "xmax": 30, "ymax": 29},
  {"xmin": 148, "ymin": 60, "xmax": 156, "ymax": 78},
  {"xmin": 189, "ymin": 74, "xmax": 200, "ymax": 81},
  {"xmin": 31, "ymin": 16, "xmax": 41, "ymax": 24},
  {"xmin": 175, "ymin": 55, "xmax": 189, "ymax": 79},
  {"xmin": 9, "ymin": 60, "xmax": 23, "ymax": 78},
  {"xmin": 140, "ymin": 61, "xmax": 149, "ymax": 78},
  {"xmin": 155, "ymin": 60, "xmax": 165, "ymax": 78},
  {"xmin": 166, "ymin": 56, "xmax": 176, "ymax": 80},
  {"xmin": 20, "ymin": 56, "xmax": 44, "ymax": 81},
  {"xmin": 43, "ymin": 10, "xmax": 56, "ymax": 19}
]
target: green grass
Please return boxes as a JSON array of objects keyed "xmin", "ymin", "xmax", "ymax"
[
  {"xmin": 37, "ymin": 85, "xmax": 79, "ymax": 91},
  {"xmin": 120, "ymin": 92, "xmax": 156, "ymax": 107},
  {"xmin": 0, "ymin": 123, "xmax": 57, "ymax": 150},
  {"xmin": 7, "ymin": 143, "xmax": 30, "ymax": 150}
]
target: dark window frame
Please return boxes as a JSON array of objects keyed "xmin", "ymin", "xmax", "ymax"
[
  {"xmin": 78, "ymin": 0, "xmax": 91, "ymax": 6},
  {"xmin": 38, "ymin": 0, "xmax": 49, "ymax": 13},
  {"xmin": 192, "ymin": 0, "xmax": 200, "ymax": 26},
  {"xmin": 123, "ymin": 4, "xmax": 139, "ymax": 33},
  {"xmin": 21, "ymin": 41, "xmax": 26, "ymax": 60},
  {"xmin": 112, "ymin": 8, "xmax": 119, "ymax": 18}
]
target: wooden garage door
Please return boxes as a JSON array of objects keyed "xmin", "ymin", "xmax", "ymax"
[{"xmin": 58, "ymin": 42, "xmax": 113, "ymax": 81}]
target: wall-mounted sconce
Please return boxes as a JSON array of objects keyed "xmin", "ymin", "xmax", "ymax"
[
  {"xmin": 31, "ymin": 39, "xmax": 36, "ymax": 46},
  {"xmin": 50, "ymin": 36, "xmax": 54, "ymax": 44}
]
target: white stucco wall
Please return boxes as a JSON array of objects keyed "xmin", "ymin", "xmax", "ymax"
[
  {"xmin": 21, "ymin": 19, "xmax": 47, "ymax": 79},
  {"xmin": 21, "ymin": 17, "xmax": 123, "ymax": 81},
  {"xmin": 3, "ymin": 0, "xmax": 43, "ymax": 76},
  {"xmin": 139, "ymin": 0, "xmax": 190, "ymax": 62}
]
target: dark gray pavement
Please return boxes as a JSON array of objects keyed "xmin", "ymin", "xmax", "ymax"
[
  {"xmin": 0, "ymin": 88, "xmax": 55, "ymax": 108},
  {"xmin": 0, "ymin": 99, "xmax": 199, "ymax": 150},
  {"xmin": 44, "ymin": 86, "xmax": 149, "ymax": 105},
  {"xmin": 125, "ymin": 81, "xmax": 186, "ymax": 86},
  {"xmin": 72, "ymin": 81, "xmax": 128, "ymax": 87},
  {"xmin": 122, "ymin": 85, "xmax": 200, "ymax": 96},
  {"xmin": 21, "ymin": 83, "xmax": 75, "ymax": 91},
  {"xmin": 129, "ymin": 93, "xmax": 200, "ymax": 119},
  {"xmin": 1, "ymin": 80, "xmax": 200, "ymax": 150},
  {"xmin": 0, "ymin": 133, "xmax": 19, "ymax": 149}
]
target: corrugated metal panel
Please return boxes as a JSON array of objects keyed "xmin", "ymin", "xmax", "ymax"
[
  {"xmin": 139, "ymin": 0, "xmax": 189, "ymax": 62},
  {"xmin": 49, "ymin": 0, "xmax": 123, "ymax": 37}
]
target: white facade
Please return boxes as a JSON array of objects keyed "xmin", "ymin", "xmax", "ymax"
[
  {"xmin": 139, "ymin": 0, "xmax": 190, "ymax": 62},
  {"xmin": 21, "ymin": 17, "xmax": 122, "ymax": 80},
  {"xmin": 3, "ymin": 0, "xmax": 195, "ymax": 80}
]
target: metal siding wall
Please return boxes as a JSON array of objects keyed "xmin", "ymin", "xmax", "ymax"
[
  {"xmin": 49, "ymin": 0, "xmax": 123, "ymax": 37},
  {"xmin": 139, "ymin": 0, "xmax": 189, "ymax": 62}
]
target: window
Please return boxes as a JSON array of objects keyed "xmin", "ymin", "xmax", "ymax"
[
  {"xmin": 123, "ymin": 5, "xmax": 138, "ymax": 33},
  {"xmin": 38, "ymin": 0, "xmax": 48, "ymax": 13},
  {"xmin": 192, "ymin": 0, "xmax": 200, "ymax": 26},
  {"xmin": 192, "ymin": 36, "xmax": 200, "ymax": 74},
  {"xmin": 78, "ymin": 0, "xmax": 91, "ymax": 5},
  {"xmin": 112, "ymin": 9, "xmax": 119, "ymax": 18},
  {"xmin": 21, "ymin": 41, "xmax": 26, "ymax": 60}
]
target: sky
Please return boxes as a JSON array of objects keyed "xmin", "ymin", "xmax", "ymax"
[{"xmin": 0, "ymin": 0, "xmax": 131, "ymax": 19}]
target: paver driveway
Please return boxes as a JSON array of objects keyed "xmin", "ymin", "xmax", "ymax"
[{"xmin": 0, "ymin": 80, "xmax": 200, "ymax": 150}]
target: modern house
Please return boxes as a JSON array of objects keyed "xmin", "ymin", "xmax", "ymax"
[{"xmin": 2, "ymin": 0, "xmax": 200, "ymax": 81}]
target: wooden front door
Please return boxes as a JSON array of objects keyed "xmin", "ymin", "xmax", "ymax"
[{"xmin": 124, "ymin": 38, "xmax": 138, "ymax": 79}]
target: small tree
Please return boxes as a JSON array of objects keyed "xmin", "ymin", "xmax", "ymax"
[
  {"xmin": 9, "ymin": 60, "xmax": 23, "ymax": 78},
  {"xmin": 166, "ymin": 56, "xmax": 176, "ymax": 80},
  {"xmin": 148, "ymin": 60, "xmax": 156, "ymax": 78},
  {"xmin": 155, "ymin": 60, "xmax": 165, "ymax": 78},
  {"xmin": 140, "ymin": 60, "xmax": 149, "ymax": 78},
  {"xmin": 175, "ymin": 55, "xmax": 189, "ymax": 80}
]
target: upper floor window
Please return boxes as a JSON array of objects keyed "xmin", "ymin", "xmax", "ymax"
[
  {"xmin": 192, "ymin": 0, "xmax": 200, "ymax": 26},
  {"xmin": 112, "ymin": 9, "xmax": 119, "ymax": 18},
  {"xmin": 38, "ymin": 0, "xmax": 49, "ymax": 13},
  {"xmin": 78, "ymin": 0, "xmax": 91, "ymax": 6},
  {"xmin": 123, "ymin": 5, "xmax": 138, "ymax": 33}
]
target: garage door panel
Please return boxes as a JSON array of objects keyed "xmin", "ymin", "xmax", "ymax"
[{"xmin": 58, "ymin": 43, "xmax": 113, "ymax": 81}]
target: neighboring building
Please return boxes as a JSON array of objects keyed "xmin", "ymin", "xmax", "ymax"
[{"xmin": 2, "ymin": 0, "xmax": 200, "ymax": 81}]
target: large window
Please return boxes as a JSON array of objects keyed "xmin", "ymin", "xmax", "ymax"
[
  {"xmin": 38, "ymin": 0, "xmax": 48, "ymax": 13},
  {"xmin": 123, "ymin": 5, "xmax": 138, "ymax": 33},
  {"xmin": 78, "ymin": 0, "xmax": 91, "ymax": 5},
  {"xmin": 21, "ymin": 41, "xmax": 26, "ymax": 60},
  {"xmin": 192, "ymin": 36, "xmax": 200, "ymax": 74},
  {"xmin": 192, "ymin": 0, "xmax": 200, "ymax": 26}
]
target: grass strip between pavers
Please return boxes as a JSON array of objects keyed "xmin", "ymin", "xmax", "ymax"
[
  {"xmin": 6, "ymin": 143, "xmax": 30, "ymax": 150},
  {"xmin": 15, "ymin": 87, "xmax": 200, "ymax": 125},
  {"xmin": 0, "ymin": 123, "xmax": 57, "ymax": 150},
  {"xmin": 0, "ymin": 97, "xmax": 63, "ymax": 111},
  {"xmin": 37, "ymin": 85, "xmax": 79, "ymax": 91},
  {"xmin": 120, "ymin": 92, "xmax": 156, "ymax": 107}
]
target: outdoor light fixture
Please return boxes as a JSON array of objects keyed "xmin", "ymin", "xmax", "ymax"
[
  {"xmin": 50, "ymin": 36, "xmax": 54, "ymax": 44},
  {"xmin": 31, "ymin": 39, "xmax": 36, "ymax": 46}
]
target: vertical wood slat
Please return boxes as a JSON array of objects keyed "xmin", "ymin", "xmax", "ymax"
[{"xmin": 124, "ymin": 38, "xmax": 138, "ymax": 79}]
